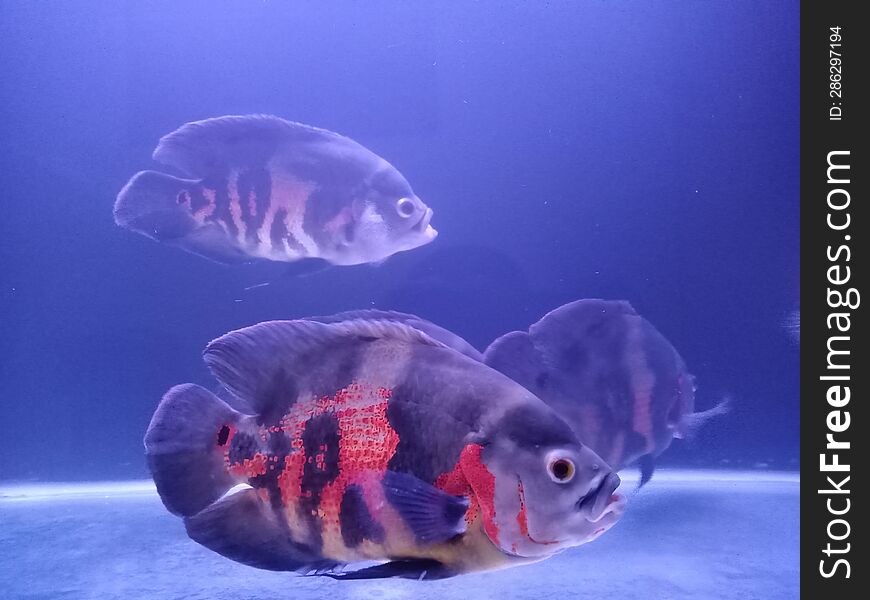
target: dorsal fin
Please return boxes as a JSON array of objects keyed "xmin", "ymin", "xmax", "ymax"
[
  {"xmin": 309, "ymin": 309, "xmax": 420, "ymax": 324},
  {"xmin": 528, "ymin": 299, "xmax": 639, "ymax": 356},
  {"xmin": 483, "ymin": 330, "xmax": 542, "ymax": 391},
  {"xmin": 152, "ymin": 114, "xmax": 353, "ymax": 177},
  {"xmin": 203, "ymin": 319, "xmax": 445, "ymax": 418},
  {"xmin": 308, "ymin": 310, "xmax": 484, "ymax": 362}
]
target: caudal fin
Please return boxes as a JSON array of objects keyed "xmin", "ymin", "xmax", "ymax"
[
  {"xmin": 677, "ymin": 397, "xmax": 732, "ymax": 440},
  {"xmin": 144, "ymin": 384, "xmax": 252, "ymax": 517},
  {"xmin": 114, "ymin": 170, "xmax": 198, "ymax": 241}
]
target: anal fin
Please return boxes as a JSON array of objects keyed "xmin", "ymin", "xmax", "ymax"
[
  {"xmin": 637, "ymin": 454, "xmax": 656, "ymax": 488},
  {"xmin": 184, "ymin": 488, "xmax": 332, "ymax": 572},
  {"xmin": 321, "ymin": 558, "xmax": 453, "ymax": 580},
  {"xmin": 281, "ymin": 257, "xmax": 333, "ymax": 279},
  {"xmin": 179, "ymin": 224, "xmax": 252, "ymax": 265}
]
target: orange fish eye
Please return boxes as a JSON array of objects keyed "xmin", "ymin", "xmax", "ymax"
[{"xmin": 548, "ymin": 457, "xmax": 576, "ymax": 483}]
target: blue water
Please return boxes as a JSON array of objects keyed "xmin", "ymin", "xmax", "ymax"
[{"xmin": 0, "ymin": 1, "xmax": 799, "ymax": 597}]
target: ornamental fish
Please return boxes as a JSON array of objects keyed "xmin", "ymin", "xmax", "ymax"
[
  {"xmin": 144, "ymin": 316, "xmax": 623, "ymax": 579},
  {"xmin": 114, "ymin": 115, "xmax": 436, "ymax": 266},
  {"xmin": 484, "ymin": 299, "xmax": 728, "ymax": 486}
]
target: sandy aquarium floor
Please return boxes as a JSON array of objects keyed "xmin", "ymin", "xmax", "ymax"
[{"xmin": 0, "ymin": 470, "xmax": 798, "ymax": 600}]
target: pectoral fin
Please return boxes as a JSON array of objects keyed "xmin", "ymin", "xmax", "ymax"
[{"xmin": 382, "ymin": 470, "xmax": 468, "ymax": 544}]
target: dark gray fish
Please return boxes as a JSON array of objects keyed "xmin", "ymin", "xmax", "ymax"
[
  {"xmin": 115, "ymin": 115, "xmax": 436, "ymax": 265},
  {"xmin": 484, "ymin": 299, "xmax": 727, "ymax": 485},
  {"xmin": 144, "ymin": 316, "xmax": 623, "ymax": 579}
]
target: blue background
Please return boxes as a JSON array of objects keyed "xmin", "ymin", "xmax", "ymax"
[{"xmin": 0, "ymin": 1, "xmax": 799, "ymax": 480}]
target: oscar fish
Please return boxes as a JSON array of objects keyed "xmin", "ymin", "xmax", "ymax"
[
  {"xmin": 144, "ymin": 316, "xmax": 624, "ymax": 579},
  {"xmin": 114, "ymin": 115, "xmax": 437, "ymax": 266},
  {"xmin": 483, "ymin": 299, "xmax": 728, "ymax": 486}
]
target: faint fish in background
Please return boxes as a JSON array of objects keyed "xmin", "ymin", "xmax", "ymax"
[
  {"xmin": 483, "ymin": 299, "xmax": 729, "ymax": 487},
  {"xmin": 782, "ymin": 307, "xmax": 800, "ymax": 344},
  {"xmin": 144, "ymin": 316, "xmax": 624, "ymax": 580},
  {"xmin": 114, "ymin": 115, "xmax": 437, "ymax": 266}
]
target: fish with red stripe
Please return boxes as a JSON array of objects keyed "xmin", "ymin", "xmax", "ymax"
[
  {"xmin": 114, "ymin": 115, "xmax": 436, "ymax": 267},
  {"xmin": 144, "ymin": 315, "xmax": 624, "ymax": 579},
  {"xmin": 483, "ymin": 299, "xmax": 729, "ymax": 486}
]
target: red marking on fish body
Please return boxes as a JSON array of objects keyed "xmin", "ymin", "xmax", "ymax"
[
  {"xmin": 279, "ymin": 446, "xmax": 305, "ymax": 505},
  {"xmin": 228, "ymin": 452, "xmax": 268, "ymax": 478},
  {"xmin": 261, "ymin": 382, "xmax": 401, "ymax": 545},
  {"xmin": 435, "ymin": 455, "xmax": 478, "ymax": 527},
  {"xmin": 215, "ymin": 382, "xmax": 405, "ymax": 552},
  {"xmin": 435, "ymin": 444, "xmax": 499, "ymax": 545},
  {"xmin": 628, "ymin": 346, "xmax": 656, "ymax": 453},
  {"xmin": 459, "ymin": 444, "xmax": 499, "ymax": 545},
  {"xmin": 195, "ymin": 188, "xmax": 217, "ymax": 220},
  {"xmin": 319, "ymin": 390, "xmax": 400, "ymax": 540},
  {"xmin": 322, "ymin": 206, "xmax": 354, "ymax": 238},
  {"xmin": 516, "ymin": 480, "xmax": 529, "ymax": 537}
]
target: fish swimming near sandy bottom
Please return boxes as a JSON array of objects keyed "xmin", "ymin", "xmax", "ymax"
[
  {"xmin": 144, "ymin": 316, "xmax": 624, "ymax": 580},
  {"xmin": 114, "ymin": 115, "xmax": 437, "ymax": 266},
  {"xmin": 483, "ymin": 299, "xmax": 728, "ymax": 486}
]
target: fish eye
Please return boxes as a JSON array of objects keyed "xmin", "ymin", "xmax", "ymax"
[
  {"xmin": 547, "ymin": 457, "xmax": 576, "ymax": 483},
  {"xmin": 396, "ymin": 197, "xmax": 416, "ymax": 218}
]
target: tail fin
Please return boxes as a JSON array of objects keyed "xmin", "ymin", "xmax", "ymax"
[
  {"xmin": 144, "ymin": 384, "xmax": 252, "ymax": 517},
  {"xmin": 677, "ymin": 397, "xmax": 732, "ymax": 440},
  {"xmin": 114, "ymin": 170, "xmax": 198, "ymax": 241}
]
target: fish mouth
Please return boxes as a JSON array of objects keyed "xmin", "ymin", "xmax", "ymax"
[
  {"xmin": 413, "ymin": 207, "xmax": 434, "ymax": 234},
  {"xmin": 577, "ymin": 472, "xmax": 622, "ymax": 522}
]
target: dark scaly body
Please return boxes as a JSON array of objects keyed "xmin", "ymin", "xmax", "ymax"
[{"xmin": 145, "ymin": 318, "xmax": 622, "ymax": 579}]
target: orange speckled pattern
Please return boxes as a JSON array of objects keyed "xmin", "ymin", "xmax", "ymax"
[
  {"xmin": 228, "ymin": 452, "xmax": 268, "ymax": 478},
  {"xmin": 216, "ymin": 382, "xmax": 402, "ymax": 553}
]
